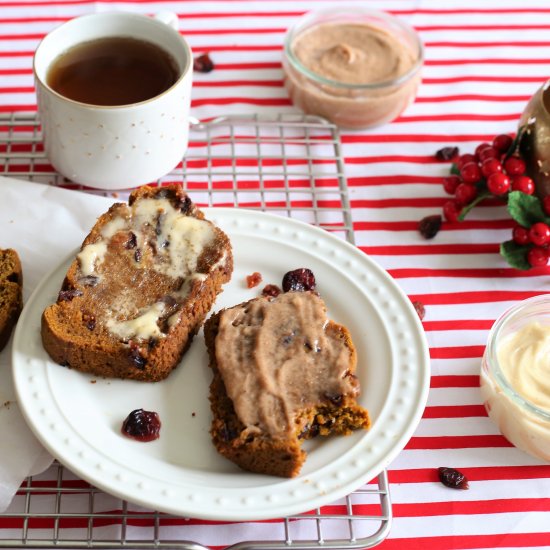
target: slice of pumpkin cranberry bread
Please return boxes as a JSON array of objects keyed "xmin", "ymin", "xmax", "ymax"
[
  {"xmin": 41, "ymin": 184, "xmax": 233, "ymax": 381},
  {"xmin": 0, "ymin": 248, "xmax": 23, "ymax": 352},
  {"xmin": 204, "ymin": 290, "xmax": 370, "ymax": 478}
]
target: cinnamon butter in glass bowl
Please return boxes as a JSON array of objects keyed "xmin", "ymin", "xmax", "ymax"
[
  {"xmin": 282, "ymin": 7, "xmax": 423, "ymax": 129},
  {"xmin": 481, "ymin": 295, "xmax": 550, "ymax": 462}
]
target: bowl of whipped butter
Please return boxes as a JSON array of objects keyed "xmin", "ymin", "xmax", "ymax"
[
  {"xmin": 282, "ymin": 7, "xmax": 423, "ymax": 129},
  {"xmin": 481, "ymin": 295, "xmax": 550, "ymax": 462}
]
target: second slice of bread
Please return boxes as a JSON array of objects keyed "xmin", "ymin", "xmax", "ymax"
[
  {"xmin": 41, "ymin": 185, "xmax": 233, "ymax": 381},
  {"xmin": 204, "ymin": 291, "xmax": 371, "ymax": 477}
]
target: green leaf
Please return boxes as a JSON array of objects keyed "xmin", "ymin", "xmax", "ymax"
[
  {"xmin": 507, "ymin": 190, "xmax": 550, "ymax": 227},
  {"xmin": 450, "ymin": 163, "xmax": 460, "ymax": 176},
  {"xmin": 500, "ymin": 240, "xmax": 531, "ymax": 270}
]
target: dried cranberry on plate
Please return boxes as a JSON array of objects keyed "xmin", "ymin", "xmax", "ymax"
[
  {"xmin": 121, "ymin": 409, "xmax": 161, "ymax": 442},
  {"xmin": 262, "ymin": 284, "xmax": 282, "ymax": 298},
  {"xmin": 246, "ymin": 272, "xmax": 262, "ymax": 288},
  {"xmin": 282, "ymin": 268, "xmax": 316, "ymax": 292}
]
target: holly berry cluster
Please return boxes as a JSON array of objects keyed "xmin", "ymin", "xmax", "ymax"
[
  {"xmin": 438, "ymin": 133, "xmax": 534, "ymax": 222},
  {"xmin": 501, "ymin": 191, "xmax": 550, "ymax": 269},
  {"xmin": 434, "ymin": 132, "xmax": 550, "ymax": 270}
]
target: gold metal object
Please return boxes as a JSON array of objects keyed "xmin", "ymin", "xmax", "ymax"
[{"xmin": 519, "ymin": 79, "xmax": 550, "ymax": 198}]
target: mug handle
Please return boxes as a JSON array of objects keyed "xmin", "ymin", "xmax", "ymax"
[{"xmin": 153, "ymin": 11, "xmax": 179, "ymax": 31}]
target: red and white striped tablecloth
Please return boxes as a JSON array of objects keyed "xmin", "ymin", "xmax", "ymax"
[{"xmin": 1, "ymin": 0, "xmax": 550, "ymax": 548}]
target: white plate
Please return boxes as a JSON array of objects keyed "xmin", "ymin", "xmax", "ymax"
[{"xmin": 12, "ymin": 208, "xmax": 429, "ymax": 521}]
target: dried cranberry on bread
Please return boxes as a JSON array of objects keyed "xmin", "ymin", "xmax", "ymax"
[
  {"xmin": 0, "ymin": 248, "xmax": 23, "ymax": 352},
  {"xmin": 204, "ymin": 291, "xmax": 370, "ymax": 478},
  {"xmin": 41, "ymin": 185, "xmax": 233, "ymax": 381}
]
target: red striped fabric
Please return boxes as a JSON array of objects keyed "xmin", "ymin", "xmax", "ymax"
[
  {"xmin": 380, "ymin": 533, "xmax": 550, "ymax": 550},
  {"xmin": 390, "ymin": 465, "xmax": 550, "ymax": 482},
  {"xmin": 405, "ymin": 435, "xmax": 514, "ymax": 450},
  {"xmin": 1, "ymin": 1, "xmax": 549, "ymax": 549},
  {"xmin": 431, "ymin": 376, "xmax": 480, "ymax": 388},
  {"xmin": 422, "ymin": 405, "xmax": 488, "ymax": 418}
]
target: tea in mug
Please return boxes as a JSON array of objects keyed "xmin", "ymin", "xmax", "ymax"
[{"xmin": 46, "ymin": 36, "xmax": 179, "ymax": 106}]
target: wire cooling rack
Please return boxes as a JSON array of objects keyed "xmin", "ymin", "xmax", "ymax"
[{"xmin": 0, "ymin": 112, "xmax": 392, "ymax": 550}]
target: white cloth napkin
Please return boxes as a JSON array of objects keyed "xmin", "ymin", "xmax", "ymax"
[{"xmin": 0, "ymin": 176, "xmax": 114, "ymax": 511}]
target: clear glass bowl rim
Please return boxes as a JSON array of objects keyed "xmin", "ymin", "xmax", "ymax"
[
  {"xmin": 283, "ymin": 6, "xmax": 424, "ymax": 91},
  {"xmin": 486, "ymin": 294, "xmax": 550, "ymax": 422}
]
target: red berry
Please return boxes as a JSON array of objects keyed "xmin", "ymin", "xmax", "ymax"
[
  {"xmin": 460, "ymin": 162, "xmax": 482, "ymax": 184},
  {"xmin": 193, "ymin": 53, "xmax": 215, "ymax": 73},
  {"xmin": 511, "ymin": 175, "xmax": 535, "ymax": 195},
  {"xmin": 282, "ymin": 268, "xmax": 316, "ymax": 292},
  {"xmin": 478, "ymin": 147, "xmax": 499, "ymax": 162},
  {"xmin": 262, "ymin": 284, "xmax": 281, "ymax": 298},
  {"xmin": 443, "ymin": 200, "xmax": 461, "ymax": 222},
  {"xmin": 493, "ymin": 134, "xmax": 514, "ymax": 153},
  {"xmin": 529, "ymin": 222, "xmax": 550, "ymax": 246},
  {"xmin": 481, "ymin": 158, "xmax": 503, "ymax": 178},
  {"xmin": 475, "ymin": 142, "xmax": 492, "ymax": 158},
  {"xmin": 443, "ymin": 175, "xmax": 461, "ymax": 195},
  {"xmin": 121, "ymin": 409, "xmax": 161, "ymax": 442},
  {"xmin": 456, "ymin": 153, "xmax": 477, "ymax": 169},
  {"xmin": 438, "ymin": 467, "xmax": 469, "ymax": 490},
  {"xmin": 512, "ymin": 225, "xmax": 530, "ymax": 245},
  {"xmin": 412, "ymin": 300, "xmax": 426, "ymax": 320},
  {"xmin": 527, "ymin": 247, "xmax": 549, "ymax": 268},
  {"xmin": 503, "ymin": 156, "xmax": 526, "ymax": 176},
  {"xmin": 455, "ymin": 183, "xmax": 477, "ymax": 205},
  {"xmin": 246, "ymin": 271, "xmax": 262, "ymax": 288},
  {"xmin": 418, "ymin": 215, "xmax": 442, "ymax": 239},
  {"xmin": 436, "ymin": 147, "xmax": 459, "ymax": 161},
  {"xmin": 486, "ymin": 172, "xmax": 511, "ymax": 195},
  {"xmin": 543, "ymin": 196, "xmax": 550, "ymax": 216}
]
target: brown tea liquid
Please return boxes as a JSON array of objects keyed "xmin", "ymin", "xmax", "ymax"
[{"xmin": 46, "ymin": 37, "xmax": 179, "ymax": 106}]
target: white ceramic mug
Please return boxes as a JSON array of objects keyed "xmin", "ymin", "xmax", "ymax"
[{"xmin": 33, "ymin": 12, "xmax": 193, "ymax": 190}]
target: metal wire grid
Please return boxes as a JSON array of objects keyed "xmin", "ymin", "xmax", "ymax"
[
  {"xmin": 4, "ymin": 462, "xmax": 391, "ymax": 550},
  {"xmin": 0, "ymin": 112, "xmax": 355, "ymax": 245},
  {"xmin": 0, "ymin": 112, "xmax": 391, "ymax": 550}
]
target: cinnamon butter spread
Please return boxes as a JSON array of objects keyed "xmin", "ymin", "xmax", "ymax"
[
  {"xmin": 76, "ymin": 197, "xmax": 223, "ymax": 341},
  {"xmin": 496, "ymin": 321, "xmax": 550, "ymax": 412},
  {"xmin": 292, "ymin": 23, "xmax": 415, "ymax": 86},
  {"xmin": 283, "ymin": 16, "xmax": 422, "ymax": 129},
  {"xmin": 214, "ymin": 292, "xmax": 359, "ymax": 436}
]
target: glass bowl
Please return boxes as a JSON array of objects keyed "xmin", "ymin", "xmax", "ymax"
[
  {"xmin": 480, "ymin": 295, "xmax": 550, "ymax": 462},
  {"xmin": 282, "ymin": 7, "xmax": 423, "ymax": 129}
]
